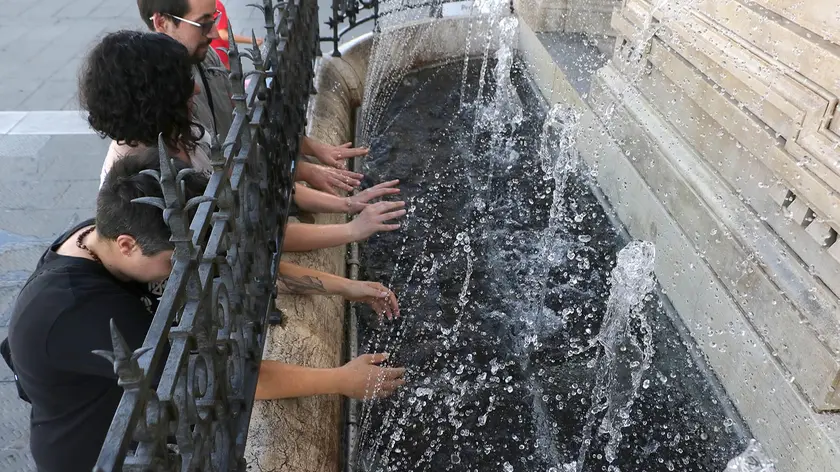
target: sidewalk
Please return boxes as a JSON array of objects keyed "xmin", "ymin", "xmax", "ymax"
[{"xmin": 0, "ymin": 129, "xmax": 107, "ymax": 471}]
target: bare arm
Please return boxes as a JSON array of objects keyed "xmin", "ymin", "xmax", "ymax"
[
  {"xmin": 282, "ymin": 200, "xmax": 405, "ymax": 252},
  {"xmin": 292, "ymin": 180, "xmax": 402, "ymax": 214},
  {"xmin": 277, "ymin": 261, "xmax": 353, "ymax": 295},
  {"xmin": 255, "ymin": 361, "xmax": 341, "ymax": 399},
  {"xmin": 301, "ymin": 136, "xmax": 369, "ymax": 168},
  {"xmin": 295, "ymin": 161, "xmax": 363, "ymax": 195},
  {"xmin": 277, "ymin": 261, "xmax": 400, "ymax": 318},
  {"xmin": 293, "ymin": 183, "xmax": 352, "ymax": 214},
  {"xmin": 282, "ymin": 222, "xmax": 355, "ymax": 252},
  {"xmin": 255, "ymin": 354, "xmax": 406, "ymax": 400}
]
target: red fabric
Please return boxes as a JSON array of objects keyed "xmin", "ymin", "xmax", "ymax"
[{"xmin": 211, "ymin": 0, "xmax": 231, "ymax": 69}]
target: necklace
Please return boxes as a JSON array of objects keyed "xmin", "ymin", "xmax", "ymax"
[{"xmin": 76, "ymin": 226, "xmax": 101, "ymax": 263}]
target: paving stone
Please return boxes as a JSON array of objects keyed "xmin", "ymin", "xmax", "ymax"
[
  {"xmin": 0, "ymin": 281, "xmax": 27, "ymax": 327},
  {"xmin": 17, "ymin": 81, "xmax": 78, "ymax": 112},
  {"xmin": 0, "ymin": 25, "xmax": 27, "ymax": 50},
  {"xmin": 0, "ymin": 448, "xmax": 34, "ymax": 472},
  {"xmin": 0, "ymin": 383, "xmax": 34, "ymax": 472},
  {"xmin": 0, "ymin": 155, "xmax": 43, "ymax": 181},
  {"xmin": 84, "ymin": 0, "xmax": 135, "ymax": 19},
  {"xmin": 54, "ymin": 0, "xmax": 108, "ymax": 19},
  {"xmin": 0, "ymin": 136, "xmax": 50, "ymax": 158},
  {"xmin": 0, "ymin": 181, "xmax": 72, "ymax": 210},
  {"xmin": 0, "ymin": 209, "xmax": 87, "ymax": 240},
  {"xmin": 0, "ymin": 84, "xmax": 42, "ymax": 111},
  {"xmin": 0, "ymin": 114, "xmax": 26, "ymax": 135},
  {"xmin": 9, "ymin": 111, "xmax": 91, "ymax": 135},
  {"xmin": 38, "ymin": 135, "xmax": 108, "ymax": 180},
  {"xmin": 0, "ymin": 241, "xmax": 46, "ymax": 275}
]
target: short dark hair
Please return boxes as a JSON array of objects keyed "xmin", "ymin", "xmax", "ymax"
[
  {"xmin": 79, "ymin": 30, "xmax": 201, "ymax": 154},
  {"xmin": 137, "ymin": 0, "xmax": 190, "ymax": 30},
  {"xmin": 96, "ymin": 149, "xmax": 208, "ymax": 256}
]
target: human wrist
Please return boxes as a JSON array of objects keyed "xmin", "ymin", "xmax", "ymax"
[
  {"xmin": 295, "ymin": 161, "xmax": 312, "ymax": 182},
  {"xmin": 346, "ymin": 219, "xmax": 363, "ymax": 242},
  {"xmin": 306, "ymin": 138, "xmax": 325, "ymax": 160},
  {"xmin": 327, "ymin": 366, "xmax": 347, "ymax": 396}
]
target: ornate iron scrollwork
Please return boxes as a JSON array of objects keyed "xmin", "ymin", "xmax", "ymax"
[{"xmin": 93, "ymin": 1, "xmax": 319, "ymax": 470}]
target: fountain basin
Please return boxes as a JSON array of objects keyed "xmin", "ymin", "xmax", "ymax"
[{"xmin": 246, "ymin": 6, "xmax": 840, "ymax": 472}]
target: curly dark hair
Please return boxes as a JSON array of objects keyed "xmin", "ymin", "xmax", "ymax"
[{"xmin": 79, "ymin": 30, "xmax": 201, "ymax": 153}]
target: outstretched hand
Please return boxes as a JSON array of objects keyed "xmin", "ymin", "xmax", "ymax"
[
  {"xmin": 336, "ymin": 353, "xmax": 406, "ymax": 399},
  {"xmin": 347, "ymin": 180, "xmax": 401, "ymax": 214},
  {"xmin": 343, "ymin": 281, "xmax": 400, "ymax": 319},
  {"xmin": 348, "ymin": 200, "xmax": 406, "ymax": 240},
  {"xmin": 299, "ymin": 161, "xmax": 363, "ymax": 195},
  {"xmin": 312, "ymin": 142, "xmax": 369, "ymax": 168}
]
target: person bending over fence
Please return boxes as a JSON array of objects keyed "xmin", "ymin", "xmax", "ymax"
[
  {"xmin": 0, "ymin": 152, "xmax": 406, "ymax": 472},
  {"xmin": 136, "ymin": 0, "xmax": 397, "ymax": 246},
  {"xmin": 137, "ymin": 0, "xmax": 371, "ymax": 169},
  {"xmin": 79, "ymin": 30, "xmax": 405, "ymax": 254}
]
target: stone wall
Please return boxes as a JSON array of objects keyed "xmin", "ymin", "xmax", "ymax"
[
  {"xmin": 607, "ymin": 0, "xmax": 840, "ymax": 411},
  {"xmin": 515, "ymin": 0, "xmax": 620, "ymax": 36},
  {"xmin": 518, "ymin": 0, "xmax": 840, "ymax": 469},
  {"xmin": 242, "ymin": 37, "xmax": 371, "ymax": 472}
]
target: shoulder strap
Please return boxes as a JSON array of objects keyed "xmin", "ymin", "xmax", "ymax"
[
  {"xmin": 1, "ymin": 338, "xmax": 30, "ymax": 403},
  {"xmin": 197, "ymin": 66, "xmax": 218, "ymax": 136}
]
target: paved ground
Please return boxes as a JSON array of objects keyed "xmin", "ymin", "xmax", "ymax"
[
  {"xmin": 0, "ymin": 133, "xmax": 106, "ymax": 470},
  {"xmin": 0, "ymin": 0, "xmax": 370, "ymax": 469}
]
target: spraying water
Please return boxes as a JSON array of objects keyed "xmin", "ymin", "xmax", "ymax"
[
  {"xmin": 570, "ymin": 241, "xmax": 657, "ymax": 471},
  {"xmin": 725, "ymin": 440, "xmax": 777, "ymax": 472},
  {"xmin": 351, "ymin": 2, "xmax": 748, "ymax": 470},
  {"xmin": 357, "ymin": 58, "xmax": 746, "ymax": 472}
]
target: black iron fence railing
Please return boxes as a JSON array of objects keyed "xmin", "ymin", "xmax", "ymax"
[{"xmin": 92, "ymin": 0, "xmax": 318, "ymax": 470}]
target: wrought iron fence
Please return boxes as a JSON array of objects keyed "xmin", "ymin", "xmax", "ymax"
[
  {"xmin": 321, "ymin": 0, "xmax": 516, "ymax": 57},
  {"xmin": 92, "ymin": 0, "xmax": 318, "ymax": 470}
]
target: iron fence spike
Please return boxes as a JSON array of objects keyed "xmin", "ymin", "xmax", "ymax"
[
  {"xmin": 184, "ymin": 196, "xmax": 216, "ymax": 213},
  {"xmin": 131, "ymin": 196, "xmax": 167, "ymax": 211}
]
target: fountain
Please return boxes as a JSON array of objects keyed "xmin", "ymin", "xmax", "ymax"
[
  {"xmin": 352, "ymin": 54, "xmax": 745, "ymax": 470},
  {"xmin": 245, "ymin": 1, "xmax": 840, "ymax": 470}
]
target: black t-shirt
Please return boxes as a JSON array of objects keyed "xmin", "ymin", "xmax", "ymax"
[{"xmin": 5, "ymin": 219, "xmax": 158, "ymax": 472}]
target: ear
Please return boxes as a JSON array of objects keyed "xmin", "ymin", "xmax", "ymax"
[
  {"xmin": 115, "ymin": 234, "xmax": 140, "ymax": 256},
  {"xmin": 150, "ymin": 12, "xmax": 169, "ymax": 33}
]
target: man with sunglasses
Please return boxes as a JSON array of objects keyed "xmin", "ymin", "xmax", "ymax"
[
  {"xmin": 138, "ymin": 0, "xmax": 370, "ymax": 167},
  {"xmin": 140, "ymin": 0, "xmax": 233, "ymax": 148}
]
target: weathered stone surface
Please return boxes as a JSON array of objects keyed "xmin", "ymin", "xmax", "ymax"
[
  {"xmin": 515, "ymin": 0, "xmax": 619, "ymax": 36},
  {"xmin": 516, "ymin": 7, "xmax": 840, "ymax": 469}
]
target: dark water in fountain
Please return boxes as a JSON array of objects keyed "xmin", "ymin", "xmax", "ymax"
[{"xmin": 355, "ymin": 60, "xmax": 747, "ymax": 472}]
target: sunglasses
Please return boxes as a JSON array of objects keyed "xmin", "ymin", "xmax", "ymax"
[{"xmin": 150, "ymin": 10, "xmax": 222, "ymax": 35}]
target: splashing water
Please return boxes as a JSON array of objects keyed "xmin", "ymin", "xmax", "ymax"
[
  {"xmin": 460, "ymin": 0, "xmax": 511, "ymax": 112},
  {"xmin": 352, "ymin": 2, "xmax": 747, "ymax": 470},
  {"xmin": 478, "ymin": 17, "xmax": 523, "ymax": 130},
  {"xmin": 357, "ymin": 58, "xmax": 745, "ymax": 472},
  {"xmin": 725, "ymin": 440, "xmax": 776, "ymax": 472},
  {"xmin": 572, "ymin": 241, "xmax": 657, "ymax": 471}
]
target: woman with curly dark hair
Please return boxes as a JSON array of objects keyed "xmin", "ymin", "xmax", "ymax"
[
  {"xmin": 79, "ymin": 30, "xmax": 210, "ymax": 185},
  {"xmin": 80, "ymin": 31, "xmax": 405, "ymax": 254}
]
